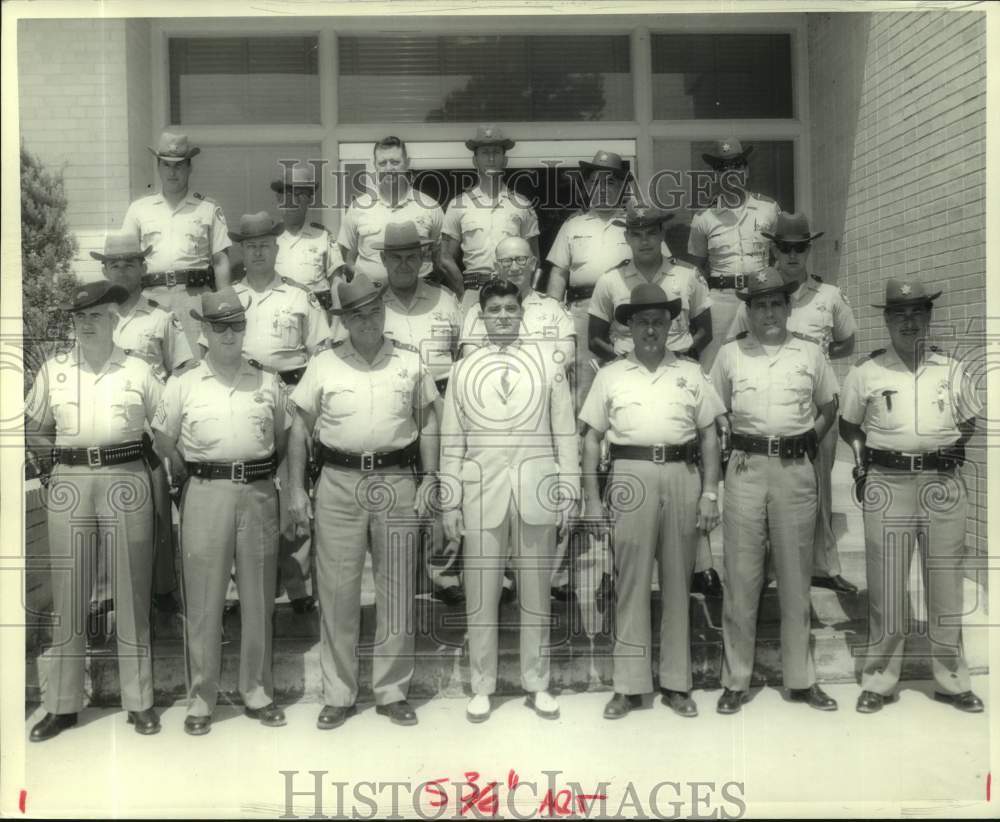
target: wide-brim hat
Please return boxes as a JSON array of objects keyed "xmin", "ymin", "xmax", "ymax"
[
  {"xmin": 270, "ymin": 160, "xmax": 319, "ymax": 193},
  {"xmin": 148, "ymin": 131, "xmax": 200, "ymax": 162},
  {"xmin": 872, "ymin": 277, "xmax": 942, "ymax": 309},
  {"xmin": 330, "ymin": 273, "xmax": 387, "ymax": 316},
  {"xmin": 612, "ymin": 203, "xmax": 674, "ymax": 231},
  {"xmin": 372, "ymin": 220, "xmax": 434, "ymax": 252},
  {"xmin": 579, "ymin": 150, "xmax": 629, "ymax": 179},
  {"xmin": 466, "ymin": 124, "xmax": 515, "ymax": 152},
  {"xmin": 614, "ymin": 282, "xmax": 682, "ymax": 324},
  {"xmin": 228, "ymin": 211, "xmax": 284, "ymax": 242},
  {"xmin": 59, "ymin": 280, "xmax": 129, "ymax": 312},
  {"xmin": 702, "ymin": 137, "xmax": 753, "ymax": 169},
  {"xmin": 190, "ymin": 287, "xmax": 249, "ymax": 323},
  {"xmin": 761, "ymin": 211, "xmax": 825, "ymax": 243},
  {"xmin": 90, "ymin": 232, "xmax": 153, "ymax": 263},
  {"xmin": 735, "ymin": 267, "xmax": 799, "ymax": 302}
]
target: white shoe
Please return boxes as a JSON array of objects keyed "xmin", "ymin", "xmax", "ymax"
[
  {"xmin": 466, "ymin": 695, "xmax": 491, "ymax": 723},
  {"xmin": 527, "ymin": 691, "xmax": 560, "ymax": 719}
]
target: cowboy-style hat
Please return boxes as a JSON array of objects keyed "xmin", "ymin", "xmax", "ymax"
[
  {"xmin": 735, "ymin": 267, "xmax": 798, "ymax": 303},
  {"xmin": 702, "ymin": 137, "xmax": 753, "ymax": 169},
  {"xmin": 59, "ymin": 280, "xmax": 129, "ymax": 312},
  {"xmin": 872, "ymin": 277, "xmax": 942, "ymax": 309},
  {"xmin": 148, "ymin": 131, "xmax": 201, "ymax": 163},
  {"xmin": 331, "ymin": 273, "xmax": 387, "ymax": 316},
  {"xmin": 189, "ymin": 287, "xmax": 249, "ymax": 323},
  {"xmin": 614, "ymin": 282, "xmax": 682, "ymax": 324},
  {"xmin": 372, "ymin": 220, "xmax": 434, "ymax": 252},
  {"xmin": 465, "ymin": 124, "xmax": 515, "ymax": 152},
  {"xmin": 270, "ymin": 160, "xmax": 320, "ymax": 194},
  {"xmin": 612, "ymin": 202, "xmax": 674, "ymax": 231},
  {"xmin": 761, "ymin": 212, "xmax": 825, "ymax": 243},
  {"xmin": 228, "ymin": 212, "xmax": 284, "ymax": 243},
  {"xmin": 89, "ymin": 232, "xmax": 152, "ymax": 263},
  {"xmin": 579, "ymin": 150, "xmax": 630, "ymax": 180}
]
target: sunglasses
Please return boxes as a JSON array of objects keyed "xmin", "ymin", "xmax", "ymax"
[
  {"xmin": 209, "ymin": 320, "xmax": 247, "ymax": 333},
  {"xmin": 497, "ymin": 256, "xmax": 532, "ymax": 266},
  {"xmin": 714, "ymin": 160, "xmax": 748, "ymax": 172},
  {"xmin": 775, "ymin": 241, "xmax": 812, "ymax": 254}
]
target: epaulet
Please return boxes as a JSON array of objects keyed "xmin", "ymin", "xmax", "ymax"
[
  {"xmin": 790, "ymin": 330, "xmax": 819, "ymax": 345},
  {"xmin": 677, "ymin": 352, "xmax": 699, "ymax": 363},
  {"xmin": 123, "ymin": 348, "xmax": 141, "ymax": 358},
  {"xmin": 193, "ymin": 192, "xmax": 214, "ymax": 202},
  {"xmin": 669, "ymin": 257, "xmax": 696, "ymax": 270},
  {"xmin": 811, "ymin": 274, "xmax": 824, "ymax": 284},
  {"xmin": 280, "ymin": 276, "xmax": 311, "ymax": 292},
  {"xmin": 146, "ymin": 298, "xmax": 161, "ymax": 309},
  {"xmin": 392, "ymin": 339, "xmax": 419, "ymax": 354},
  {"xmin": 309, "ymin": 222, "xmax": 328, "ymax": 232},
  {"xmin": 726, "ymin": 331, "xmax": 749, "ymax": 344},
  {"xmin": 172, "ymin": 359, "xmax": 200, "ymax": 376},
  {"xmin": 855, "ymin": 349, "xmax": 885, "ymax": 366},
  {"xmin": 247, "ymin": 358, "xmax": 264, "ymax": 369},
  {"xmin": 607, "ymin": 258, "xmax": 631, "ymax": 273},
  {"xmin": 329, "ymin": 339, "xmax": 346, "ymax": 349},
  {"xmin": 599, "ymin": 354, "xmax": 626, "ymax": 368},
  {"xmin": 753, "ymin": 192, "xmax": 777, "ymax": 203}
]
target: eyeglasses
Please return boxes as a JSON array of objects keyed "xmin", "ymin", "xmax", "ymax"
[
  {"xmin": 775, "ymin": 241, "xmax": 812, "ymax": 254},
  {"xmin": 209, "ymin": 320, "xmax": 247, "ymax": 333},
  {"xmin": 497, "ymin": 256, "xmax": 532, "ymax": 266}
]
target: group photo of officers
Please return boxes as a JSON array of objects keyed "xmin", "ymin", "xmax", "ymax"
[{"xmin": 24, "ymin": 124, "xmax": 985, "ymax": 742}]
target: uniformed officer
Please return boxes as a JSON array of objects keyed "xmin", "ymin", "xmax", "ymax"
[
  {"xmin": 688, "ymin": 138, "xmax": 780, "ymax": 371},
  {"xmin": 840, "ymin": 277, "xmax": 983, "ymax": 714},
  {"xmin": 120, "ymin": 131, "xmax": 231, "ymax": 352},
  {"xmin": 727, "ymin": 212, "xmax": 859, "ymax": 594},
  {"xmin": 272, "ymin": 160, "xmax": 347, "ymax": 311},
  {"xmin": 286, "ymin": 274, "xmax": 440, "ymax": 729},
  {"xmin": 93, "ymin": 232, "xmax": 195, "ymax": 618},
  {"xmin": 337, "ymin": 136, "xmax": 449, "ymax": 290},
  {"xmin": 440, "ymin": 125, "xmax": 541, "ymax": 312},
  {"xmin": 209, "ymin": 211, "xmax": 331, "ymax": 614},
  {"xmin": 26, "ymin": 281, "xmax": 163, "ymax": 741},
  {"xmin": 589, "ymin": 203, "xmax": 721, "ymax": 598},
  {"xmin": 153, "ymin": 288, "xmax": 290, "ymax": 735},
  {"xmin": 441, "ymin": 278, "xmax": 580, "ymax": 723},
  {"xmin": 376, "ymin": 220, "xmax": 463, "ymax": 606},
  {"xmin": 580, "ymin": 282, "xmax": 724, "ymax": 720},
  {"xmin": 709, "ymin": 267, "xmax": 839, "ymax": 714}
]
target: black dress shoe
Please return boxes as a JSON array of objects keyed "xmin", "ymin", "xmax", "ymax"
[
  {"xmin": 934, "ymin": 691, "xmax": 984, "ymax": 713},
  {"xmin": 184, "ymin": 715, "xmax": 212, "ymax": 736},
  {"xmin": 716, "ymin": 688, "xmax": 747, "ymax": 714},
  {"xmin": 376, "ymin": 700, "xmax": 418, "ymax": 726},
  {"xmin": 691, "ymin": 569, "xmax": 723, "ymax": 598},
  {"xmin": 29, "ymin": 712, "xmax": 77, "ymax": 742},
  {"xmin": 787, "ymin": 684, "xmax": 838, "ymax": 711},
  {"xmin": 126, "ymin": 708, "xmax": 161, "ymax": 735},
  {"xmin": 603, "ymin": 693, "xmax": 641, "ymax": 720},
  {"xmin": 595, "ymin": 573, "xmax": 614, "ymax": 614},
  {"xmin": 550, "ymin": 584, "xmax": 572, "ymax": 602},
  {"xmin": 152, "ymin": 592, "xmax": 181, "ymax": 614},
  {"xmin": 500, "ymin": 585, "xmax": 517, "ymax": 606},
  {"xmin": 290, "ymin": 596, "xmax": 317, "ymax": 614},
  {"xmin": 223, "ymin": 600, "xmax": 240, "ymax": 617},
  {"xmin": 317, "ymin": 704, "xmax": 357, "ymax": 730},
  {"xmin": 811, "ymin": 574, "xmax": 859, "ymax": 595},
  {"xmin": 433, "ymin": 587, "xmax": 466, "ymax": 607},
  {"xmin": 245, "ymin": 703, "xmax": 287, "ymax": 727},
  {"xmin": 856, "ymin": 690, "xmax": 894, "ymax": 714},
  {"xmin": 661, "ymin": 689, "xmax": 698, "ymax": 717}
]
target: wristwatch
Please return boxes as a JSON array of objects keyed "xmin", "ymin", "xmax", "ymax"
[{"xmin": 700, "ymin": 491, "xmax": 718, "ymax": 502}]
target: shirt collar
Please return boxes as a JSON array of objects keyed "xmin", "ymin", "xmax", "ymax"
[
  {"xmin": 468, "ymin": 183, "xmax": 510, "ymax": 205},
  {"xmin": 338, "ymin": 336, "xmax": 395, "ymax": 367},
  {"xmin": 198, "ymin": 355, "xmax": 258, "ymax": 382},
  {"xmin": 384, "ymin": 281, "xmax": 433, "ymax": 309},
  {"xmin": 624, "ymin": 349, "xmax": 678, "ymax": 373}
]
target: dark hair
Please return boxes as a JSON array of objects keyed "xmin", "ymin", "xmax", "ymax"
[
  {"xmin": 373, "ymin": 136, "xmax": 407, "ymax": 159},
  {"xmin": 479, "ymin": 278, "xmax": 521, "ymax": 310}
]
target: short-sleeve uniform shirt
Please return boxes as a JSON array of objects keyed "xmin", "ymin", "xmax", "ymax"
[
  {"xmin": 840, "ymin": 346, "xmax": 982, "ymax": 453},
  {"xmin": 546, "ymin": 211, "xmax": 632, "ymax": 290},
  {"xmin": 337, "ymin": 190, "xmax": 444, "ymax": 283},
  {"xmin": 153, "ymin": 358, "xmax": 290, "ymax": 462},
  {"xmin": 442, "ymin": 185, "xmax": 540, "ymax": 274},
  {"xmin": 25, "ymin": 346, "xmax": 163, "ymax": 446},
  {"xmin": 121, "ymin": 192, "xmax": 231, "ymax": 271},
  {"xmin": 290, "ymin": 338, "xmax": 439, "ymax": 453},
  {"xmin": 113, "ymin": 296, "xmax": 194, "ymax": 380},
  {"xmin": 382, "ymin": 281, "xmax": 462, "ymax": 382},
  {"xmin": 687, "ymin": 193, "xmax": 780, "ymax": 276},
  {"xmin": 589, "ymin": 259, "xmax": 712, "ymax": 354},
  {"xmin": 276, "ymin": 224, "xmax": 344, "ymax": 292},
  {"xmin": 709, "ymin": 332, "xmax": 839, "ymax": 436},
  {"xmin": 580, "ymin": 351, "xmax": 725, "ymax": 446}
]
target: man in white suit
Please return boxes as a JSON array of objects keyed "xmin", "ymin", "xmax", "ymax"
[{"xmin": 440, "ymin": 278, "xmax": 580, "ymax": 723}]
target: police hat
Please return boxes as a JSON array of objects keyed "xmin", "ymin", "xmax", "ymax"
[
  {"xmin": 59, "ymin": 280, "xmax": 129, "ymax": 312},
  {"xmin": 89, "ymin": 232, "xmax": 153, "ymax": 263},
  {"xmin": 331, "ymin": 273, "xmax": 387, "ymax": 316},
  {"xmin": 614, "ymin": 282, "xmax": 681, "ymax": 324},
  {"xmin": 735, "ymin": 267, "xmax": 798, "ymax": 303},
  {"xmin": 702, "ymin": 138, "xmax": 753, "ymax": 169},
  {"xmin": 190, "ymin": 287, "xmax": 250, "ymax": 323},
  {"xmin": 612, "ymin": 203, "xmax": 674, "ymax": 231},
  {"xmin": 872, "ymin": 277, "xmax": 942, "ymax": 309}
]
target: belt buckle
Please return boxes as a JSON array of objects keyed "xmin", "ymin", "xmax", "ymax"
[
  {"xmin": 733, "ymin": 274, "xmax": 746, "ymax": 290},
  {"xmin": 231, "ymin": 461, "xmax": 246, "ymax": 483},
  {"xmin": 651, "ymin": 444, "xmax": 666, "ymax": 464},
  {"xmin": 164, "ymin": 271, "xmax": 177, "ymax": 288},
  {"xmin": 910, "ymin": 453, "xmax": 924, "ymax": 471},
  {"xmin": 766, "ymin": 437, "xmax": 781, "ymax": 458},
  {"xmin": 87, "ymin": 446, "xmax": 102, "ymax": 467},
  {"xmin": 361, "ymin": 452, "xmax": 375, "ymax": 471}
]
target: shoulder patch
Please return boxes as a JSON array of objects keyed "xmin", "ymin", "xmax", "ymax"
[
  {"xmin": 855, "ymin": 348, "xmax": 886, "ymax": 367},
  {"xmin": 391, "ymin": 339, "xmax": 419, "ymax": 354},
  {"xmin": 247, "ymin": 358, "xmax": 264, "ymax": 370}
]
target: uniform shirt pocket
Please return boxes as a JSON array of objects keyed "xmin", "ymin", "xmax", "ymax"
[
  {"xmin": 186, "ymin": 401, "xmax": 224, "ymax": 449},
  {"xmin": 110, "ymin": 387, "xmax": 148, "ymax": 430},
  {"xmin": 269, "ymin": 308, "xmax": 301, "ymax": 348},
  {"xmin": 609, "ymin": 396, "xmax": 643, "ymax": 432},
  {"xmin": 140, "ymin": 221, "xmax": 164, "ymax": 250}
]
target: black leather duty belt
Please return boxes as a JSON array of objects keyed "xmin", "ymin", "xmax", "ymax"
[
  {"xmin": 141, "ymin": 268, "xmax": 215, "ymax": 289},
  {"xmin": 185, "ymin": 454, "xmax": 277, "ymax": 483},
  {"xmin": 316, "ymin": 440, "xmax": 419, "ymax": 472},
  {"xmin": 463, "ymin": 271, "xmax": 495, "ymax": 289},
  {"xmin": 706, "ymin": 273, "xmax": 750, "ymax": 290},
  {"xmin": 867, "ymin": 447, "xmax": 962, "ymax": 473},
  {"xmin": 51, "ymin": 440, "xmax": 145, "ymax": 467},
  {"xmin": 731, "ymin": 431, "xmax": 816, "ymax": 459},
  {"xmin": 278, "ymin": 366, "xmax": 306, "ymax": 386},
  {"xmin": 566, "ymin": 285, "xmax": 594, "ymax": 303},
  {"xmin": 313, "ymin": 289, "xmax": 333, "ymax": 311},
  {"xmin": 609, "ymin": 441, "xmax": 700, "ymax": 464}
]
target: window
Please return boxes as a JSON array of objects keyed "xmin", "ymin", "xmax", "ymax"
[
  {"xmin": 338, "ymin": 35, "xmax": 632, "ymax": 123},
  {"xmin": 169, "ymin": 36, "xmax": 320, "ymax": 124},
  {"xmin": 651, "ymin": 34, "xmax": 793, "ymax": 120}
]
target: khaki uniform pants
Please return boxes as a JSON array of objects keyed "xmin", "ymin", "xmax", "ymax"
[{"xmin": 811, "ymin": 421, "xmax": 841, "ymax": 576}]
